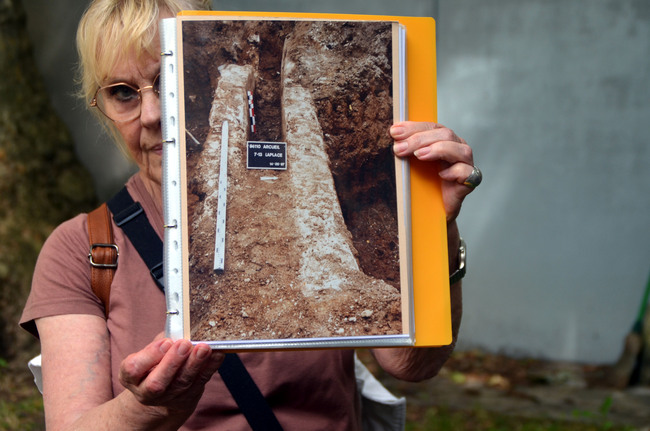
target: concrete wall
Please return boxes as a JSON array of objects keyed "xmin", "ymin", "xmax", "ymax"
[
  {"xmin": 439, "ymin": 1, "xmax": 650, "ymax": 363},
  {"xmin": 23, "ymin": 0, "xmax": 650, "ymax": 363}
]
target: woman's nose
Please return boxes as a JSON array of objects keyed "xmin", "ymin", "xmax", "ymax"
[{"xmin": 140, "ymin": 90, "xmax": 161, "ymax": 127}]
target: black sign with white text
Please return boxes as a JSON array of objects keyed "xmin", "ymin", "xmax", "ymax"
[{"xmin": 247, "ymin": 141, "xmax": 287, "ymax": 170}]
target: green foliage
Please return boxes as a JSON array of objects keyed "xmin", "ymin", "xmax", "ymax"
[
  {"xmin": 570, "ymin": 395, "xmax": 627, "ymax": 431},
  {"xmin": 0, "ymin": 0, "xmax": 96, "ymax": 362},
  {"xmin": 0, "ymin": 395, "xmax": 44, "ymax": 431},
  {"xmin": 0, "ymin": 365, "xmax": 44, "ymax": 431}
]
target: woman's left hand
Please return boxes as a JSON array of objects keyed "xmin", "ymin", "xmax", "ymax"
[
  {"xmin": 373, "ymin": 121, "xmax": 474, "ymax": 382},
  {"xmin": 391, "ymin": 121, "xmax": 479, "ymax": 222}
]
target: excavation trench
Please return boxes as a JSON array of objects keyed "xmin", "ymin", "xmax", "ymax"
[{"xmin": 181, "ymin": 20, "xmax": 402, "ymax": 342}]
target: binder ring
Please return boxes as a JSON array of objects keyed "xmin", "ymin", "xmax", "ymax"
[
  {"xmin": 160, "ymin": 50, "xmax": 173, "ymax": 56},
  {"xmin": 164, "ymin": 221, "xmax": 178, "ymax": 229},
  {"xmin": 166, "ymin": 309, "xmax": 179, "ymax": 315},
  {"xmin": 163, "ymin": 138, "xmax": 176, "ymax": 144}
]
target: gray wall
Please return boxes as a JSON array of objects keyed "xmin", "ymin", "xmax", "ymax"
[
  {"xmin": 23, "ymin": 0, "xmax": 650, "ymax": 363},
  {"xmin": 23, "ymin": 1, "xmax": 136, "ymax": 197},
  {"xmin": 440, "ymin": 0, "xmax": 650, "ymax": 363}
]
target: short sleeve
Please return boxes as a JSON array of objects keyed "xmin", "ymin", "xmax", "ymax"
[{"xmin": 20, "ymin": 214, "xmax": 105, "ymax": 338}]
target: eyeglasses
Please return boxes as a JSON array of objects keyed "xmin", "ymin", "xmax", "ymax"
[{"xmin": 90, "ymin": 74, "xmax": 160, "ymax": 122}]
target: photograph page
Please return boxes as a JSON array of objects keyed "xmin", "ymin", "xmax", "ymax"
[{"xmin": 168, "ymin": 15, "xmax": 412, "ymax": 349}]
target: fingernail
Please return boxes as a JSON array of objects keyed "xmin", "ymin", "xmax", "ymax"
[
  {"xmin": 414, "ymin": 146, "xmax": 431, "ymax": 158},
  {"xmin": 159, "ymin": 339, "xmax": 173, "ymax": 354},
  {"xmin": 196, "ymin": 345, "xmax": 210, "ymax": 360},
  {"xmin": 177, "ymin": 341, "xmax": 191, "ymax": 356},
  {"xmin": 393, "ymin": 142, "xmax": 408, "ymax": 153},
  {"xmin": 390, "ymin": 125, "xmax": 405, "ymax": 137}
]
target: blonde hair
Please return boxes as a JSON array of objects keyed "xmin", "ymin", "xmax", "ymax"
[{"xmin": 76, "ymin": 0, "xmax": 210, "ymax": 151}]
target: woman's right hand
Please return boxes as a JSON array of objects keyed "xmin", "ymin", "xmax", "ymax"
[
  {"xmin": 119, "ymin": 337, "xmax": 224, "ymax": 415},
  {"xmin": 36, "ymin": 315, "xmax": 224, "ymax": 430}
]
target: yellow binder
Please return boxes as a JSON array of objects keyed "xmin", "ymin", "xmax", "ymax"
[{"xmin": 169, "ymin": 11, "xmax": 450, "ymax": 347}]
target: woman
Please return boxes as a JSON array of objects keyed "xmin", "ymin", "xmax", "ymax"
[{"xmin": 21, "ymin": 0, "xmax": 477, "ymax": 429}]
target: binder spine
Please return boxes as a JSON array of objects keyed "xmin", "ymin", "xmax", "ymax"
[{"xmin": 160, "ymin": 17, "xmax": 184, "ymax": 341}]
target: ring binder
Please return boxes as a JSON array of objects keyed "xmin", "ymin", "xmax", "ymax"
[{"xmin": 160, "ymin": 12, "xmax": 451, "ymax": 350}]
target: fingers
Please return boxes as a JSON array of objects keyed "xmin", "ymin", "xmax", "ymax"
[
  {"xmin": 119, "ymin": 338, "xmax": 224, "ymax": 407},
  {"xmin": 391, "ymin": 121, "xmax": 472, "ymax": 166},
  {"xmin": 137, "ymin": 340, "xmax": 194, "ymax": 400},
  {"xmin": 439, "ymin": 163, "xmax": 476, "ymax": 221},
  {"xmin": 439, "ymin": 161, "xmax": 478, "ymax": 189},
  {"xmin": 119, "ymin": 338, "xmax": 171, "ymax": 387},
  {"xmin": 193, "ymin": 345, "xmax": 224, "ymax": 386},
  {"xmin": 156, "ymin": 343, "xmax": 223, "ymax": 394},
  {"xmin": 390, "ymin": 121, "xmax": 479, "ymax": 222},
  {"xmin": 390, "ymin": 120, "xmax": 440, "ymax": 139}
]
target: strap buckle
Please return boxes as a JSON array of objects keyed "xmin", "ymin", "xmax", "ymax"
[
  {"xmin": 88, "ymin": 243, "xmax": 119, "ymax": 268},
  {"xmin": 150, "ymin": 261, "xmax": 164, "ymax": 288},
  {"xmin": 114, "ymin": 202, "xmax": 144, "ymax": 227}
]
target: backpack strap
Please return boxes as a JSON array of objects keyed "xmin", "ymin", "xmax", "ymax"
[{"xmin": 87, "ymin": 203, "xmax": 118, "ymax": 317}]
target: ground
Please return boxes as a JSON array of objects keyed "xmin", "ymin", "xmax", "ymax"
[
  {"xmin": 178, "ymin": 19, "xmax": 405, "ymax": 344},
  {"xmin": 360, "ymin": 349, "xmax": 650, "ymax": 430},
  {"xmin": 5, "ymin": 349, "xmax": 650, "ymax": 430}
]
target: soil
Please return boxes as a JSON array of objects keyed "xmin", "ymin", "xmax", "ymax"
[
  {"xmin": 360, "ymin": 349, "xmax": 650, "ymax": 428},
  {"xmin": 179, "ymin": 19, "xmax": 403, "ymax": 343}
]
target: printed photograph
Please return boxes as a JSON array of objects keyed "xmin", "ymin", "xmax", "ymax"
[{"xmin": 179, "ymin": 19, "xmax": 407, "ymax": 342}]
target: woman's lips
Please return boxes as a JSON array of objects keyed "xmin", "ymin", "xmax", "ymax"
[{"xmin": 151, "ymin": 143, "xmax": 163, "ymax": 156}]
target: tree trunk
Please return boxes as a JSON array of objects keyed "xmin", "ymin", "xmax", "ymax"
[{"xmin": 0, "ymin": 0, "xmax": 96, "ymax": 362}]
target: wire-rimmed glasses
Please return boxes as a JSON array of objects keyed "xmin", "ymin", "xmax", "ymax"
[{"xmin": 90, "ymin": 74, "xmax": 161, "ymax": 122}]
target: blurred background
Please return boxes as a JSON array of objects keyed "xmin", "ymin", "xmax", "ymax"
[
  {"xmin": 2, "ymin": 0, "xmax": 649, "ymax": 428},
  {"xmin": 22, "ymin": 0, "xmax": 649, "ymax": 364}
]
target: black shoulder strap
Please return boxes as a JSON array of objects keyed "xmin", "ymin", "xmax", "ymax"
[
  {"xmin": 220, "ymin": 354, "xmax": 284, "ymax": 430},
  {"xmin": 107, "ymin": 187, "xmax": 164, "ymax": 291},
  {"xmin": 107, "ymin": 186, "xmax": 283, "ymax": 431}
]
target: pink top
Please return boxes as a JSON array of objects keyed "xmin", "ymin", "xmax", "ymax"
[{"xmin": 21, "ymin": 174, "xmax": 360, "ymax": 430}]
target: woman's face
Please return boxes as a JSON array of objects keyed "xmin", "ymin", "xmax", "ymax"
[{"xmin": 109, "ymin": 52, "xmax": 163, "ymax": 188}]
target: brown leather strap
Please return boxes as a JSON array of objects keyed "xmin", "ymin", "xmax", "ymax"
[{"xmin": 87, "ymin": 203, "xmax": 117, "ymax": 317}]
